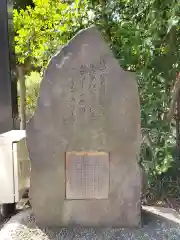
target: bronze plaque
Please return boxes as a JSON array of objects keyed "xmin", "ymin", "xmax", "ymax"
[{"xmin": 66, "ymin": 152, "xmax": 109, "ymax": 199}]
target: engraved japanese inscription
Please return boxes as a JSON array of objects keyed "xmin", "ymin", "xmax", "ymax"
[
  {"xmin": 68, "ymin": 59, "xmax": 107, "ymax": 122},
  {"xmin": 66, "ymin": 152, "xmax": 109, "ymax": 199}
]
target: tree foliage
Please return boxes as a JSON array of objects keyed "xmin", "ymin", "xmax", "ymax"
[
  {"xmin": 13, "ymin": 0, "xmax": 90, "ymax": 69},
  {"xmin": 90, "ymin": 0, "xmax": 180, "ymax": 177},
  {"xmin": 14, "ymin": 0, "xmax": 180, "ymax": 198},
  {"xmin": 17, "ymin": 71, "xmax": 41, "ymax": 120}
]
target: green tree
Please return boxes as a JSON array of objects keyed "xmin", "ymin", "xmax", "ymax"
[
  {"xmin": 13, "ymin": 0, "xmax": 91, "ymax": 69},
  {"xmin": 13, "ymin": 0, "xmax": 90, "ymax": 128},
  {"xmin": 91, "ymin": 0, "xmax": 179, "ymax": 171}
]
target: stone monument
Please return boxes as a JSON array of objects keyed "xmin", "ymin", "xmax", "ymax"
[{"xmin": 26, "ymin": 26, "xmax": 141, "ymax": 227}]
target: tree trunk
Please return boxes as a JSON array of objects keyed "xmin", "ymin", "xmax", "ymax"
[
  {"xmin": 17, "ymin": 66, "xmax": 26, "ymax": 130},
  {"xmin": 176, "ymin": 92, "xmax": 180, "ymax": 147}
]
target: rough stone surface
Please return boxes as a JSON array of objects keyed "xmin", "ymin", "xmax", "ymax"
[
  {"xmin": 26, "ymin": 26, "xmax": 141, "ymax": 227},
  {"xmin": 1, "ymin": 208, "xmax": 180, "ymax": 239}
]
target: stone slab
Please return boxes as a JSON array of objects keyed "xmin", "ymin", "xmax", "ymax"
[
  {"xmin": 142, "ymin": 205, "xmax": 180, "ymax": 224},
  {"xmin": 26, "ymin": 26, "xmax": 141, "ymax": 227}
]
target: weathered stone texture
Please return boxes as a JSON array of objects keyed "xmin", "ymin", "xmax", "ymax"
[{"xmin": 26, "ymin": 26, "xmax": 141, "ymax": 227}]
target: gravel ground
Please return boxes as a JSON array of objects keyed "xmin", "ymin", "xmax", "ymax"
[{"xmin": 0, "ymin": 208, "xmax": 180, "ymax": 239}]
